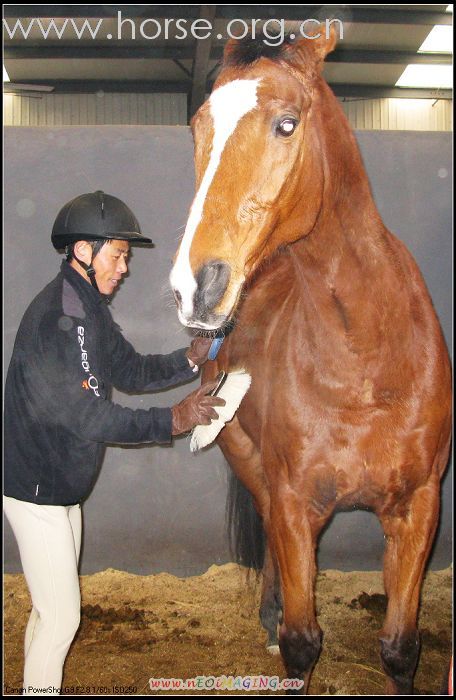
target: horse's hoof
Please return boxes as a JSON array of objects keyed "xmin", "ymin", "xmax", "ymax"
[{"xmin": 266, "ymin": 644, "xmax": 281, "ymax": 655}]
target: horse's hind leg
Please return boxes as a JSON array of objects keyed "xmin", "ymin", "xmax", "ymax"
[
  {"xmin": 378, "ymin": 476, "xmax": 441, "ymax": 695},
  {"xmin": 260, "ymin": 542, "xmax": 282, "ymax": 653}
]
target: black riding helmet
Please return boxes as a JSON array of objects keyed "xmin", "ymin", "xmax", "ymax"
[
  {"xmin": 51, "ymin": 190, "xmax": 152, "ymax": 249},
  {"xmin": 51, "ymin": 190, "xmax": 152, "ymax": 293}
]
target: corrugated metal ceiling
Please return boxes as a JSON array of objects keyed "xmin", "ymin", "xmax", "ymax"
[{"xmin": 3, "ymin": 4, "xmax": 453, "ymax": 118}]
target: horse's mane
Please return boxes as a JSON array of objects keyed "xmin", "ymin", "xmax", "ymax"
[{"xmin": 223, "ymin": 33, "xmax": 297, "ymax": 67}]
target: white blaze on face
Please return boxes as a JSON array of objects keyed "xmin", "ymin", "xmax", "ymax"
[{"xmin": 170, "ymin": 79, "xmax": 260, "ymax": 322}]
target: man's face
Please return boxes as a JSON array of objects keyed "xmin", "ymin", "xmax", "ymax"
[{"xmin": 93, "ymin": 240, "xmax": 130, "ymax": 295}]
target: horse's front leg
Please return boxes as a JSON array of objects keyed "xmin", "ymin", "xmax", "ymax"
[
  {"xmin": 259, "ymin": 542, "xmax": 282, "ymax": 654},
  {"xmin": 378, "ymin": 475, "xmax": 441, "ymax": 695},
  {"xmin": 268, "ymin": 487, "xmax": 331, "ymax": 695}
]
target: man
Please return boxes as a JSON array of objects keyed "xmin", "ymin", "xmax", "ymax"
[{"xmin": 3, "ymin": 190, "xmax": 224, "ymax": 695}]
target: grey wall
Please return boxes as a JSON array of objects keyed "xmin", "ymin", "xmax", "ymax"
[{"xmin": 4, "ymin": 126, "xmax": 452, "ymax": 575}]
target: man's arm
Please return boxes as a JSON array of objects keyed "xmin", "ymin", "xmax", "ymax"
[{"xmin": 109, "ymin": 321, "xmax": 195, "ymax": 392}]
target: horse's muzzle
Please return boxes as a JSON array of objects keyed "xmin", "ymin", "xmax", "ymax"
[{"xmin": 192, "ymin": 260, "xmax": 231, "ymax": 322}]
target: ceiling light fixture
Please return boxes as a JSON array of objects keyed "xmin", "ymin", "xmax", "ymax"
[
  {"xmin": 418, "ymin": 25, "xmax": 453, "ymax": 53},
  {"xmin": 395, "ymin": 64, "xmax": 453, "ymax": 89}
]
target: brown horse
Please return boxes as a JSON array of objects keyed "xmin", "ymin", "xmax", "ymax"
[{"xmin": 169, "ymin": 30, "xmax": 452, "ymax": 694}]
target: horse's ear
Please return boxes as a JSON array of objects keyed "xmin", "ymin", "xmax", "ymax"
[
  {"xmin": 312, "ymin": 24, "xmax": 338, "ymax": 60},
  {"xmin": 289, "ymin": 24, "xmax": 337, "ymax": 74},
  {"xmin": 223, "ymin": 37, "xmax": 240, "ymax": 64}
]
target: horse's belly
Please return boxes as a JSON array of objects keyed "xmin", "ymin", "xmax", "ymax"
[{"xmin": 234, "ymin": 385, "xmax": 440, "ymax": 514}]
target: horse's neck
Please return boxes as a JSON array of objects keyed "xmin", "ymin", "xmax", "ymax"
[
  {"xmin": 297, "ymin": 200, "xmax": 389, "ymax": 284},
  {"xmin": 297, "ymin": 86, "xmax": 395, "ymax": 292},
  {"xmin": 284, "ymin": 101, "xmax": 414, "ymax": 348}
]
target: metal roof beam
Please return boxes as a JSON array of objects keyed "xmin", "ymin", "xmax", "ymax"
[
  {"xmin": 2, "ymin": 6, "xmax": 202, "ymax": 19},
  {"xmin": 331, "ymin": 84, "xmax": 453, "ymax": 99},
  {"xmin": 3, "ymin": 79, "xmax": 191, "ymax": 93},
  {"xmin": 5, "ymin": 79, "xmax": 452, "ymax": 100},
  {"xmin": 4, "ymin": 46, "xmax": 452, "ymax": 66},
  {"xmin": 327, "ymin": 50, "xmax": 452, "ymax": 66},
  {"xmin": 215, "ymin": 7, "xmax": 453, "ymax": 25},
  {"xmin": 3, "ymin": 6, "xmax": 453, "ymax": 25},
  {"xmin": 3, "ymin": 46, "xmax": 193, "ymax": 60}
]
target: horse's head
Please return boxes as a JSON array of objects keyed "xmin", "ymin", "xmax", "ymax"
[{"xmin": 170, "ymin": 29, "xmax": 337, "ymax": 330}]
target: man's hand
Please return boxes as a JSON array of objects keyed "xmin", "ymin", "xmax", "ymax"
[
  {"xmin": 186, "ymin": 336, "xmax": 213, "ymax": 368},
  {"xmin": 171, "ymin": 380, "xmax": 226, "ymax": 436}
]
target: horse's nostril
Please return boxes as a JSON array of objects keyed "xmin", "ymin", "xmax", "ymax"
[{"xmin": 196, "ymin": 260, "xmax": 231, "ymax": 312}]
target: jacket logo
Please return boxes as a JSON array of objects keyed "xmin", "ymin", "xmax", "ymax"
[{"xmin": 77, "ymin": 326, "xmax": 100, "ymax": 397}]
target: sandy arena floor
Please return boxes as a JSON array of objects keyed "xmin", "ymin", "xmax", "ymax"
[{"xmin": 3, "ymin": 564, "xmax": 452, "ymax": 695}]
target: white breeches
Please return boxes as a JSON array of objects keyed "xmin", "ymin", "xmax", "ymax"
[{"xmin": 4, "ymin": 496, "xmax": 82, "ymax": 695}]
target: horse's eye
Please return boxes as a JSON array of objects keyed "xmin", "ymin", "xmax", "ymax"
[{"xmin": 276, "ymin": 117, "xmax": 298, "ymax": 137}]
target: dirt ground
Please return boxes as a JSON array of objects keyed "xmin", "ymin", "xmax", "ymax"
[{"xmin": 3, "ymin": 564, "xmax": 452, "ymax": 696}]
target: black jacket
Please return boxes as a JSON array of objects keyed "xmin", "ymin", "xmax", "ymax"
[{"xmin": 4, "ymin": 261, "xmax": 196, "ymax": 505}]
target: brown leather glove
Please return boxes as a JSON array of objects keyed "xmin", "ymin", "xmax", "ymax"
[
  {"xmin": 171, "ymin": 380, "xmax": 226, "ymax": 436},
  {"xmin": 186, "ymin": 336, "xmax": 213, "ymax": 368}
]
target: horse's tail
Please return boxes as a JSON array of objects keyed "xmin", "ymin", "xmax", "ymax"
[{"xmin": 226, "ymin": 470, "xmax": 265, "ymax": 572}]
